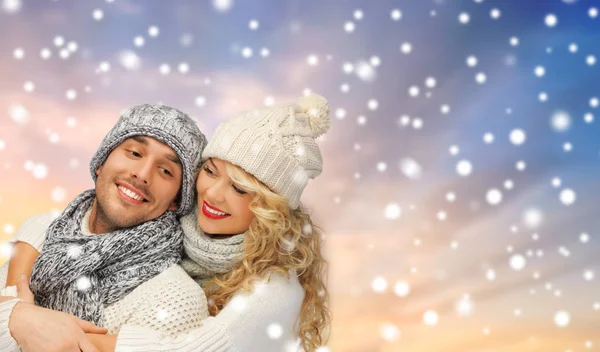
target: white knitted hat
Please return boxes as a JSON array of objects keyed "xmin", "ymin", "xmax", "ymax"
[{"xmin": 202, "ymin": 93, "xmax": 331, "ymax": 209}]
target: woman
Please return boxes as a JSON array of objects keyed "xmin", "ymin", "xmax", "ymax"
[{"xmin": 1, "ymin": 93, "xmax": 332, "ymax": 352}]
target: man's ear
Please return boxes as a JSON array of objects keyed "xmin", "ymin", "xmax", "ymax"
[{"xmin": 168, "ymin": 200, "xmax": 179, "ymax": 212}]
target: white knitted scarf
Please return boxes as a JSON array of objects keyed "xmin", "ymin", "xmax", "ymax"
[{"xmin": 180, "ymin": 206, "xmax": 245, "ymax": 287}]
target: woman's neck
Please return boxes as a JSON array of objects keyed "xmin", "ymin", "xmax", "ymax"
[{"xmin": 207, "ymin": 232, "xmax": 237, "ymax": 239}]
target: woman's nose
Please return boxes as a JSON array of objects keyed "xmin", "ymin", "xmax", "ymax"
[{"xmin": 204, "ymin": 181, "xmax": 226, "ymax": 203}]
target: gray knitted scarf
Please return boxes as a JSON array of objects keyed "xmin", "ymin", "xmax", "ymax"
[
  {"xmin": 30, "ymin": 189, "xmax": 183, "ymax": 325},
  {"xmin": 179, "ymin": 207, "xmax": 245, "ymax": 287}
]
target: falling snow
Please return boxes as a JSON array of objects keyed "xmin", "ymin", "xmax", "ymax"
[{"xmin": 2, "ymin": 2, "xmax": 599, "ymax": 350}]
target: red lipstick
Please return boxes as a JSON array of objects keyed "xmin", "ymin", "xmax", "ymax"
[{"xmin": 201, "ymin": 201, "xmax": 230, "ymax": 220}]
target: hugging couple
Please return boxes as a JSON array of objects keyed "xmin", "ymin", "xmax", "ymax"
[{"xmin": 0, "ymin": 93, "xmax": 331, "ymax": 352}]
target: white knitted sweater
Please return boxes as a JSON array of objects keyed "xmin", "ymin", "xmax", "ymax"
[{"xmin": 0, "ymin": 213, "xmax": 305, "ymax": 352}]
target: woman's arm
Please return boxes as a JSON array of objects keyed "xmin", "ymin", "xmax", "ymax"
[
  {"xmin": 101, "ymin": 265, "xmax": 208, "ymax": 337},
  {"xmin": 9, "ymin": 301, "xmax": 107, "ymax": 352},
  {"xmin": 0, "ymin": 213, "xmax": 52, "ymax": 296},
  {"xmin": 9, "ymin": 213, "xmax": 54, "ymax": 253},
  {"xmin": 113, "ymin": 273, "xmax": 304, "ymax": 352},
  {"xmin": 87, "ymin": 334, "xmax": 117, "ymax": 352},
  {"xmin": 0, "ymin": 213, "xmax": 55, "ymax": 296},
  {"xmin": 0, "ymin": 270, "xmax": 108, "ymax": 352},
  {"xmin": 3, "ymin": 212, "xmax": 53, "ymax": 288},
  {"xmin": 0, "ymin": 297, "xmax": 22, "ymax": 351},
  {"xmin": 0, "ymin": 298, "xmax": 107, "ymax": 352},
  {"xmin": 6, "ymin": 242, "xmax": 39, "ymax": 287}
]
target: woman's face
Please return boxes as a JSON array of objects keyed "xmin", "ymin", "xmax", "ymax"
[{"xmin": 196, "ymin": 158, "xmax": 255, "ymax": 236}]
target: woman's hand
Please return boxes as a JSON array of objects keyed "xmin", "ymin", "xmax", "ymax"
[
  {"xmin": 8, "ymin": 275, "xmax": 108, "ymax": 352},
  {"xmin": 16, "ymin": 274, "xmax": 34, "ymax": 303},
  {"xmin": 6, "ymin": 241, "xmax": 40, "ymax": 288},
  {"xmin": 87, "ymin": 333, "xmax": 118, "ymax": 352},
  {"xmin": 9, "ymin": 302, "xmax": 106, "ymax": 352}
]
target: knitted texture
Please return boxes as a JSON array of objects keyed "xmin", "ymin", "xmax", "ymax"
[
  {"xmin": 202, "ymin": 93, "xmax": 331, "ymax": 209},
  {"xmin": 179, "ymin": 207, "xmax": 245, "ymax": 287},
  {"xmin": 0, "ymin": 213, "xmax": 208, "ymax": 344},
  {"xmin": 0, "ymin": 212, "xmax": 305, "ymax": 352},
  {"xmin": 0, "ymin": 298, "xmax": 20, "ymax": 352},
  {"xmin": 0, "ymin": 264, "xmax": 208, "ymax": 344},
  {"xmin": 30, "ymin": 190, "xmax": 184, "ymax": 325},
  {"xmin": 90, "ymin": 104, "xmax": 207, "ymax": 215},
  {"xmin": 112, "ymin": 272, "xmax": 304, "ymax": 352},
  {"xmin": 100, "ymin": 265, "xmax": 208, "ymax": 337}
]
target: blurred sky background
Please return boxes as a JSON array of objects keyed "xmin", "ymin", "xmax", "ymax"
[{"xmin": 1, "ymin": 0, "xmax": 600, "ymax": 351}]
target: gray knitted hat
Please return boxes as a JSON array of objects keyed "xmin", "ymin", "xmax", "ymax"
[
  {"xmin": 89, "ymin": 104, "xmax": 207, "ymax": 216},
  {"xmin": 202, "ymin": 93, "xmax": 331, "ymax": 209}
]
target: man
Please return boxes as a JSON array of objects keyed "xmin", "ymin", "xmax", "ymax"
[{"xmin": 0, "ymin": 104, "xmax": 207, "ymax": 351}]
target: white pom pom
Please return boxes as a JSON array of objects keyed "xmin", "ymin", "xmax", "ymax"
[{"xmin": 296, "ymin": 94, "xmax": 330, "ymax": 137}]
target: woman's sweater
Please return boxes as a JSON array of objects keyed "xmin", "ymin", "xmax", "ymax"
[{"xmin": 0, "ymin": 213, "xmax": 306, "ymax": 352}]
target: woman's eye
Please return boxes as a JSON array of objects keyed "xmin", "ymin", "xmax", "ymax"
[
  {"xmin": 130, "ymin": 151, "xmax": 141, "ymax": 157},
  {"xmin": 232, "ymin": 185, "xmax": 247, "ymax": 195},
  {"xmin": 204, "ymin": 166, "xmax": 215, "ymax": 175},
  {"xmin": 161, "ymin": 168, "xmax": 172, "ymax": 176}
]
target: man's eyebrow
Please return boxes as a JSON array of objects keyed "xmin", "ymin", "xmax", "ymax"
[
  {"xmin": 131, "ymin": 136, "xmax": 148, "ymax": 145},
  {"xmin": 165, "ymin": 153, "xmax": 181, "ymax": 165},
  {"xmin": 131, "ymin": 136, "xmax": 180, "ymax": 165}
]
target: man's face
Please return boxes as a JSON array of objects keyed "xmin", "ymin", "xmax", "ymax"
[{"xmin": 91, "ymin": 136, "xmax": 183, "ymax": 233}]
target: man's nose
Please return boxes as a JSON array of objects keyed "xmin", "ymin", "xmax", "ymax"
[{"xmin": 131, "ymin": 160, "xmax": 153, "ymax": 185}]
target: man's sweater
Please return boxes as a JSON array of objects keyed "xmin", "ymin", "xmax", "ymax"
[
  {"xmin": 0, "ymin": 212, "xmax": 208, "ymax": 351},
  {"xmin": 0, "ymin": 213, "xmax": 305, "ymax": 352}
]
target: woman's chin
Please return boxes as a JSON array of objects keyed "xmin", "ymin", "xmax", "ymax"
[
  {"xmin": 198, "ymin": 219, "xmax": 226, "ymax": 237},
  {"xmin": 198, "ymin": 216, "xmax": 247, "ymax": 235}
]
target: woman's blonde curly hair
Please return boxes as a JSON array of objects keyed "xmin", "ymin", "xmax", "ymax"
[{"xmin": 202, "ymin": 160, "xmax": 331, "ymax": 351}]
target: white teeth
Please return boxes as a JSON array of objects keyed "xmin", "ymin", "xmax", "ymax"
[
  {"xmin": 205, "ymin": 204, "xmax": 228, "ymax": 216},
  {"xmin": 118, "ymin": 185, "xmax": 144, "ymax": 201}
]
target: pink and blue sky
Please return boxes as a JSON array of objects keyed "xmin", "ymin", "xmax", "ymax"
[{"xmin": 1, "ymin": 1, "xmax": 600, "ymax": 351}]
